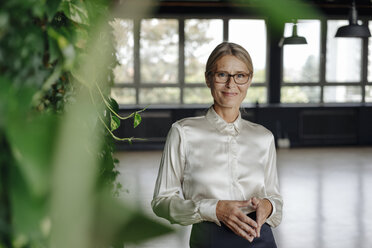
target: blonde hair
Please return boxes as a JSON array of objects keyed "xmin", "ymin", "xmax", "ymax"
[{"xmin": 205, "ymin": 42, "xmax": 254, "ymax": 85}]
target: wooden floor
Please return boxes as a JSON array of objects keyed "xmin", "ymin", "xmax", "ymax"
[{"xmin": 115, "ymin": 147, "xmax": 372, "ymax": 248}]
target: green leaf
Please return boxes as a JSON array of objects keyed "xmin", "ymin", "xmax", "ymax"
[
  {"xmin": 133, "ymin": 113, "xmax": 141, "ymax": 128},
  {"xmin": 47, "ymin": 27, "xmax": 76, "ymax": 69},
  {"xmin": 70, "ymin": 64, "xmax": 89, "ymax": 87},
  {"xmin": 93, "ymin": 189, "xmax": 173, "ymax": 245},
  {"xmin": 110, "ymin": 115, "xmax": 120, "ymax": 131},
  {"xmin": 60, "ymin": 0, "xmax": 90, "ymax": 25},
  {"xmin": 48, "ymin": 36, "xmax": 60, "ymax": 63},
  {"xmin": 45, "ymin": 0, "xmax": 62, "ymax": 21},
  {"xmin": 6, "ymin": 113, "xmax": 57, "ymax": 197},
  {"xmin": 31, "ymin": 3, "xmax": 46, "ymax": 18},
  {"xmin": 74, "ymin": 27, "xmax": 88, "ymax": 49},
  {"xmin": 10, "ymin": 165, "xmax": 47, "ymax": 238},
  {"xmin": 0, "ymin": 11, "xmax": 9, "ymax": 40},
  {"xmin": 108, "ymin": 97, "xmax": 119, "ymax": 113}
]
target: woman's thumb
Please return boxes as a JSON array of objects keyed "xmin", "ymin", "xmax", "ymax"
[
  {"xmin": 236, "ymin": 200, "xmax": 253, "ymax": 207},
  {"xmin": 251, "ymin": 197, "xmax": 259, "ymax": 206}
]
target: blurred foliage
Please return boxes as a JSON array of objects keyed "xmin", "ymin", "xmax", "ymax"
[{"xmin": 0, "ymin": 0, "xmax": 171, "ymax": 247}]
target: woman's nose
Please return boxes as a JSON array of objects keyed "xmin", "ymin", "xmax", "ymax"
[{"xmin": 225, "ymin": 76, "xmax": 236, "ymax": 88}]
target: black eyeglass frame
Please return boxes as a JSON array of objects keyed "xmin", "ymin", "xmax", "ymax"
[{"xmin": 210, "ymin": 71, "xmax": 252, "ymax": 85}]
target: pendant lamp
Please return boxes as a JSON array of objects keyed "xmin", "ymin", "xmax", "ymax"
[
  {"xmin": 335, "ymin": 0, "xmax": 371, "ymax": 38},
  {"xmin": 279, "ymin": 20, "xmax": 307, "ymax": 47}
]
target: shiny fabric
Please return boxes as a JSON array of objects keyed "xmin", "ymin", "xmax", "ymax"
[
  {"xmin": 151, "ymin": 106, "xmax": 283, "ymax": 227},
  {"xmin": 190, "ymin": 212, "xmax": 277, "ymax": 248}
]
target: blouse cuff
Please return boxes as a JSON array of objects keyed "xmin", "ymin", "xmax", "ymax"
[
  {"xmin": 198, "ymin": 199, "xmax": 221, "ymax": 226},
  {"xmin": 264, "ymin": 197, "xmax": 276, "ymax": 222}
]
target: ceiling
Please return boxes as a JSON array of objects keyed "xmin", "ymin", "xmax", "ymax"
[{"xmin": 154, "ymin": 0, "xmax": 372, "ymax": 16}]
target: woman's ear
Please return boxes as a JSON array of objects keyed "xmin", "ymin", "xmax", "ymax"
[
  {"xmin": 205, "ymin": 73, "xmax": 211, "ymax": 88},
  {"xmin": 247, "ymin": 73, "xmax": 253, "ymax": 87}
]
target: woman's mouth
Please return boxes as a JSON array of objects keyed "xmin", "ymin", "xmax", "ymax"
[{"xmin": 222, "ymin": 92, "xmax": 238, "ymax": 97}]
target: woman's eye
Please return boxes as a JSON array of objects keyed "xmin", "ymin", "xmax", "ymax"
[
  {"xmin": 217, "ymin": 72, "xmax": 227, "ymax": 77},
  {"xmin": 237, "ymin": 73, "xmax": 246, "ymax": 78}
]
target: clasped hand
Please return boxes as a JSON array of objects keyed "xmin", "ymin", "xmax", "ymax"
[{"xmin": 216, "ymin": 197, "xmax": 273, "ymax": 242}]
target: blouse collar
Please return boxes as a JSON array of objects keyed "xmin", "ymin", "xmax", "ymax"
[{"xmin": 205, "ymin": 106, "xmax": 241, "ymax": 136}]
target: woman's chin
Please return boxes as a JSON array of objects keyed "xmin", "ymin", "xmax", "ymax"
[{"xmin": 214, "ymin": 100, "xmax": 241, "ymax": 109}]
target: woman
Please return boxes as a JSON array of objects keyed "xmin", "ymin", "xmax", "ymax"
[{"xmin": 151, "ymin": 42, "xmax": 283, "ymax": 247}]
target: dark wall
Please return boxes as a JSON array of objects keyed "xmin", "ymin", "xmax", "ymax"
[{"xmin": 115, "ymin": 105, "xmax": 372, "ymax": 150}]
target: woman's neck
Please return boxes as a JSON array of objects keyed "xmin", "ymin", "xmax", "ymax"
[{"xmin": 212, "ymin": 105, "xmax": 240, "ymax": 123}]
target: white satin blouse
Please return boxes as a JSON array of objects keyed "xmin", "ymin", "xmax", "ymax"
[{"xmin": 151, "ymin": 106, "xmax": 283, "ymax": 228}]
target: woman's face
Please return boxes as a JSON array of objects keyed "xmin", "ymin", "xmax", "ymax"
[{"xmin": 207, "ymin": 55, "xmax": 251, "ymax": 111}]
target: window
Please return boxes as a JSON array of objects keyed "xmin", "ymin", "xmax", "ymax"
[
  {"xmin": 325, "ymin": 20, "xmax": 363, "ymax": 103},
  {"xmin": 139, "ymin": 87, "xmax": 180, "ymax": 104},
  {"xmin": 111, "ymin": 88, "xmax": 136, "ymax": 105},
  {"xmin": 111, "ymin": 19, "xmax": 134, "ymax": 84},
  {"xmin": 229, "ymin": 19, "xmax": 267, "ymax": 103},
  {"xmin": 140, "ymin": 19, "xmax": 179, "ymax": 84},
  {"xmin": 281, "ymin": 86, "xmax": 321, "ymax": 103},
  {"xmin": 326, "ymin": 20, "xmax": 362, "ymax": 83},
  {"xmin": 184, "ymin": 19, "xmax": 223, "ymax": 84},
  {"xmin": 323, "ymin": 86, "xmax": 362, "ymax": 103},
  {"xmin": 366, "ymin": 86, "xmax": 372, "ymax": 102},
  {"xmin": 281, "ymin": 19, "xmax": 321, "ymax": 103},
  {"xmin": 111, "ymin": 17, "xmax": 371, "ymax": 106},
  {"xmin": 282, "ymin": 19, "xmax": 368, "ymax": 104},
  {"xmin": 110, "ymin": 19, "xmax": 136, "ymax": 105},
  {"xmin": 184, "ymin": 19, "xmax": 223, "ymax": 105},
  {"xmin": 368, "ymin": 21, "xmax": 372, "ymax": 102},
  {"xmin": 283, "ymin": 20, "xmax": 320, "ymax": 83},
  {"xmin": 111, "ymin": 18, "xmax": 268, "ymax": 106}
]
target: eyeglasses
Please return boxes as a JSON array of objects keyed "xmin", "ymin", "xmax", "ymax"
[{"xmin": 212, "ymin": 71, "xmax": 251, "ymax": 85}]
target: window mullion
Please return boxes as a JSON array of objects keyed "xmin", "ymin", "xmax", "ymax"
[
  {"xmin": 179, "ymin": 18, "xmax": 185, "ymax": 105},
  {"xmin": 320, "ymin": 18, "xmax": 327, "ymax": 104},
  {"xmin": 361, "ymin": 19, "xmax": 369, "ymax": 103},
  {"xmin": 223, "ymin": 18, "xmax": 229, "ymax": 41},
  {"xmin": 134, "ymin": 18, "xmax": 141, "ymax": 105}
]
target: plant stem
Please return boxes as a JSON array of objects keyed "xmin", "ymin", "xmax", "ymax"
[
  {"xmin": 95, "ymin": 82, "xmax": 148, "ymax": 120},
  {"xmin": 89, "ymin": 84, "xmax": 147, "ymax": 143},
  {"xmin": 97, "ymin": 115, "xmax": 145, "ymax": 142}
]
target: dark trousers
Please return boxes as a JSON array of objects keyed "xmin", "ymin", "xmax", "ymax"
[{"xmin": 189, "ymin": 212, "xmax": 277, "ymax": 248}]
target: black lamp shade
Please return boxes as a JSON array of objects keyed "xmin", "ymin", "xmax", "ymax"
[
  {"xmin": 335, "ymin": 24, "xmax": 371, "ymax": 38},
  {"xmin": 279, "ymin": 22, "xmax": 307, "ymax": 46},
  {"xmin": 335, "ymin": 0, "xmax": 372, "ymax": 38},
  {"xmin": 280, "ymin": 36, "xmax": 307, "ymax": 45}
]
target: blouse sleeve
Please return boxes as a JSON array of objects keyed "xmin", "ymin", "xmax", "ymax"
[
  {"xmin": 264, "ymin": 134, "xmax": 283, "ymax": 228},
  {"xmin": 151, "ymin": 122, "xmax": 220, "ymax": 226}
]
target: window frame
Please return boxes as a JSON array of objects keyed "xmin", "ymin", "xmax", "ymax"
[
  {"xmin": 280, "ymin": 17, "xmax": 371, "ymax": 104},
  {"xmin": 111, "ymin": 15, "xmax": 269, "ymax": 107},
  {"xmin": 112, "ymin": 15, "xmax": 372, "ymax": 106}
]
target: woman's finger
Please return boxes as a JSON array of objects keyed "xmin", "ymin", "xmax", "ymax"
[
  {"xmin": 234, "ymin": 215, "xmax": 257, "ymax": 237},
  {"xmin": 256, "ymin": 224, "xmax": 262, "ymax": 238},
  {"xmin": 227, "ymin": 221, "xmax": 254, "ymax": 242},
  {"xmin": 236, "ymin": 199, "xmax": 253, "ymax": 207},
  {"xmin": 217, "ymin": 200, "xmax": 263, "ymax": 241},
  {"xmin": 255, "ymin": 198, "xmax": 273, "ymax": 237},
  {"xmin": 251, "ymin": 197, "xmax": 260, "ymax": 207},
  {"xmin": 237, "ymin": 211, "xmax": 258, "ymax": 229}
]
